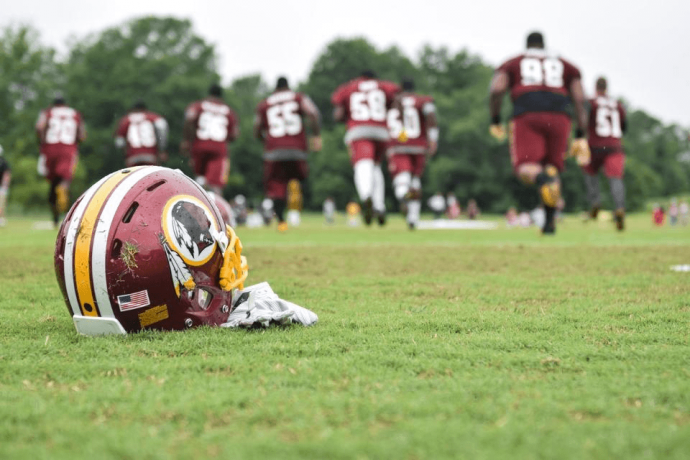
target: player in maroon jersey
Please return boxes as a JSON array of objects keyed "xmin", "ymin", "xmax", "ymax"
[
  {"xmin": 254, "ymin": 77, "xmax": 321, "ymax": 232},
  {"xmin": 181, "ymin": 84, "xmax": 239, "ymax": 195},
  {"xmin": 582, "ymin": 77, "xmax": 627, "ymax": 231},
  {"xmin": 332, "ymin": 70, "xmax": 400, "ymax": 225},
  {"xmin": 489, "ymin": 32, "xmax": 589, "ymax": 234},
  {"xmin": 114, "ymin": 100, "xmax": 169, "ymax": 167},
  {"xmin": 35, "ymin": 95, "xmax": 86, "ymax": 226},
  {"xmin": 386, "ymin": 78, "xmax": 439, "ymax": 229}
]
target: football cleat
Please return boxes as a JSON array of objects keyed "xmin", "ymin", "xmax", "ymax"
[
  {"xmin": 277, "ymin": 222, "xmax": 288, "ymax": 233},
  {"xmin": 590, "ymin": 206, "xmax": 600, "ymax": 220},
  {"xmin": 542, "ymin": 206, "xmax": 556, "ymax": 235},
  {"xmin": 377, "ymin": 212, "xmax": 386, "ymax": 227},
  {"xmin": 615, "ymin": 210, "xmax": 625, "ymax": 231},
  {"xmin": 537, "ymin": 165, "xmax": 560, "ymax": 208},
  {"xmin": 363, "ymin": 198, "xmax": 373, "ymax": 226},
  {"xmin": 54, "ymin": 166, "xmax": 248, "ymax": 336}
]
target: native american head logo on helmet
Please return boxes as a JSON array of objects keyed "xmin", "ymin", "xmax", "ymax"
[{"xmin": 54, "ymin": 167, "xmax": 247, "ymax": 336}]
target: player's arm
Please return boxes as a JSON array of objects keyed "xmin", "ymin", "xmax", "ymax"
[
  {"xmin": 35, "ymin": 111, "xmax": 47, "ymax": 144},
  {"xmin": 180, "ymin": 106, "xmax": 196, "ymax": 156},
  {"xmin": 302, "ymin": 95, "xmax": 322, "ymax": 152},
  {"xmin": 154, "ymin": 117, "xmax": 169, "ymax": 162},
  {"xmin": 227, "ymin": 111, "xmax": 240, "ymax": 142},
  {"xmin": 253, "ymin": 105, "xmax": 266, "ymax": 141},
  {"xmin": 77, "ymin": 118, "xmax": 86, "ymax": 144},
  {"xmin": 488, "ymin": 70, "xmax": 509, "ymax": 141},
  {"xmin": 423, "ymin": 100, "xmax": 439, "ymax": 156},
  {"xmin": 619, "ymin": 102, "xmax": 627, "ymax": 134},
  {"xmin": 569, "ymin": 78, "xmax": 591, "ymax": 165},
  {"xmin": 569, "ymin": 78, "xmax": 588, "ymax": 137},
  {"xmin": 331, "ymin": 87, "xmax": 346, "ymax": 123},
  {"xmin": 114, "ymin": 118, "xmax": 127, "ymax": 149}
]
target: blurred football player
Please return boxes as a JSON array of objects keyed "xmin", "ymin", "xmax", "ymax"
[
  {"xmin": 489, "ymin": 32, "xmax": 588, "ymax": 234},
  {"xmin": 254, "ymin": 77, "xmax": 321, "ymax": 232},
  {"xmin": 0, "ymin": 145, "xmax": 11, "ymax": 227},
  {"xmin": 386, "ymin": 77, "xmax": 438, "ymax": 229},
  {"xmin": 332, "ymin": 70, "xmax": 400, "ymax": 226},
  {"xmin": 181, "ymin": 84, "xmax": 239, "ymax": 195},
  {"xmin": 114, "ymin": 99, "xmax": 169, "ymax": 167},
  {"xmin": 582, "ymin": 77, "xmax": 627, "ymax": 231},
  {"xmin": 36, "ymin": 95, "xmax": 86, "ymax": 227}
]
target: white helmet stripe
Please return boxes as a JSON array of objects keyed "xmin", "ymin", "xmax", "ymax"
[
  {"xmin": 91, "ymin": 167, "xmax": 165, "ymax": 318},
  {"xmin": 63, "ymin": 173, "xmax": 117, "ymax": 316}
]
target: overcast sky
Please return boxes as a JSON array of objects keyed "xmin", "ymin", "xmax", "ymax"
[{"xmin": 4, "ymin": 0, "xmax": 690, "ymax": 126}]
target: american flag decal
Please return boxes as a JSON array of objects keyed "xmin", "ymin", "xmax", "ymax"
[{"xmin": 117, "ymin": 290, "xmax": 151, "ymax": 311}]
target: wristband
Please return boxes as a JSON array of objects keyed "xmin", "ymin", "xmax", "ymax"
[
  {"xmin": 428, "ymin": 128, "xmax": 439, "ymax": 143},
  {"xmin": 575, "ymin": 129, "xmax": 584, "ymax": 138},
  {"xmin": 491, "ymin": 115, "xmax": 501, "ymax": 125}
]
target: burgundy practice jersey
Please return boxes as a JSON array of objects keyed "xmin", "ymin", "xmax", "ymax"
[
  {"xmin": 331, "ymin": 77, "xmax": 400, "ymax": 143},
  {"xmin": 255, "ymin": 90, "xmax": 319, "ymax": 160},
  {"xmin": 588, "ymin": 96, "xmax": 626, "ymax": 153},
  {"xmin": 498, "ymin": 49, "xmax": 581, "ymax": 117},
  {"xmin": 36, "ymin": 105, "xmax": 85, "ymax": 155},
  {"xmin": 115, "ymin": 110, "xmax": 168, "ymax": 164},
  {"xmin": 387, "ymin": 93, "xmax": 436, "ymax": 154},
  {"xmin": 185, "ymin": 98, "xmax": 238, "ymax": 154}
]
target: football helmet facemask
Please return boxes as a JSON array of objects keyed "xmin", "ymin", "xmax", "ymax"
[{"xmin": 54, "ymin": 166, "xmax": 248, "ymax": 336}]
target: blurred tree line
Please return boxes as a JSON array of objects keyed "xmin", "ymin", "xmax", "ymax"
[{"xmin": 1, "ymin": 17, "xmax": 688, "ymax": 213}]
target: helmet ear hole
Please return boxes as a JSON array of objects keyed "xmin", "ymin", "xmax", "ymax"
[
  {"xmin": 111, "ymin": 239, "xmax": 122, "ymax": 259},
  {"xmin": 122, "ymin": 202, "xmax": 139, "ymax": 223},
  {"xmin": 146, "ymin": 180, "xmax": 166, "ymax": 192}
]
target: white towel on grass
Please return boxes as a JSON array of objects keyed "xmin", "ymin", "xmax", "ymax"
[{"xmin": 221, "ymin": 282, "xmax": 318, "ymax": 328}]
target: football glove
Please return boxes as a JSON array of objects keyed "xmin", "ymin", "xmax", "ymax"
[
  {"xmin": 398, "ymin": 129, "xmax": 408, "ymax": 143},
  {"xmin": 489, "ymin": 124, "xmax": 507, "ymax": 142},
  {"xmin": 570, "ymin": 138, "xmax": 591, "ymax": 166}
]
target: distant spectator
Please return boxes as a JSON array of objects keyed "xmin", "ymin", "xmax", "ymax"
[
  {"xmin": 669, "ymin": 198, "xmax": 679, "ymax": 226},
  {"xmin": 428, "ymin": 192, "xmax": 446, "ymax": 219},
  {"xmin": 233, "ymin": 194, "xmax": 248, "ymax": 226},
  {"xmin": 323, "ymin": 197, "xmax": 336, "ymax": 225},
  {"xmin": 680, "ymin": 200, "xmax": 689, "ymax": 226},
  {"xmin": 0, "ymin": 145, "xmax": 10, "ymax": 227},
  {"xmin": 246, "ymin": 206, "xmax": 264, "ymax": 228},
  {"xmin": 505, "ymin": 207, "xmax": 519, "ymax": 228},
  {"xmin": 518, "ymin": 212, "xmax": 531, "ymax": 228},
  {"xmin": 466, "ymin": 198, "xmax": 480, "ymax": 220},
  {"xmin": 446, "ymin": 193, "xmax": 461, "ymax": 219},
  {"xmin": 653, "ymin": 204, "xmax": 665, "ymax": 226}
]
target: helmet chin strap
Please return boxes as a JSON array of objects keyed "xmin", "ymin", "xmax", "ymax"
[{"xmin": 219, "ymin": 225, "xmax": 248, "ymax": 291}]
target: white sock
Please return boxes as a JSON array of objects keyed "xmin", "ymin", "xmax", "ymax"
[
  {"xmin": 372, "ymin": 164, "xmax": 386, "ymax": 212},
  {"xmin": 353, "ymin": 159, "xmax": 374, "ymax": 202},
  {"xmin": 393, "ymin": 172, "xmax": 411, "ymax": 201},
  {"xmin": 408, "ymin": 200, "xmax": 421, "ymax": 224}
]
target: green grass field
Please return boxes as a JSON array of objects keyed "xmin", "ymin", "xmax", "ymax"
[{"xmin": 1, "ymin": 213, "xmax": 689, "ymax": 459}]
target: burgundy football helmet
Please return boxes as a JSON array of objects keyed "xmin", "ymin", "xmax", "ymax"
[
  {"xmin": 54, "ymin": 166, "xmax": 248, "ymax": 335},
  {"xmin": 207, "ymin": 191, "xmax": 236, "ymax": 228}
]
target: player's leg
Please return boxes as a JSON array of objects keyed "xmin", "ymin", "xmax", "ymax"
[
  {"xmin": 0, "ymin": 174, "xmax": 8, "ymax": 227},
  {"xmin": 192, "ymin": 150, "xmax": 210, "ymax": 191},
  {"xmin": 540, "ymin": 114, "xmax": 571, "ymax": 234},
  {"xmin": 263, "ymin": 160, "xmax": 287, "ymax": 230},
  {"xmin": 406, "ymin": 155, "xmax": 426, "ymax": 229},
  {"xmin": 48, "ymin": 176, "xmax": 61, "ymax": 226},
  {"xmin": 582, "ymin": 154, "xmax": 604, "ymax": 219},
  {"xmin": 510, "ymin": 115, "xmax": 555, "ymax": 233},
  {"xmin": 605, "ymin": 152, "xmax": 626, "ymax": 231},
  {"xmin": 349, "ymin": 140, "xmax": 376, "ymax": 225},
  {"xmin": 204, "ymin": 154, "xmax": 228, "ymax": 196},
  {"xmin": 372, "ymin": 141, "xmax": 388, "ymax": 225}
]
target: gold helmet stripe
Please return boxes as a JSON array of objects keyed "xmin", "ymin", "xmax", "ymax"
[
  {"xmin": 91, "ymin": 167, "xmax": 164, "ymax": 318},
  {"xmin": 63, "ymin": 173, "xmax": 117, "ymax": 317},
  {"xmin": 73, "ymin": 170, "xmax": 134, "ymax": 317}
]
